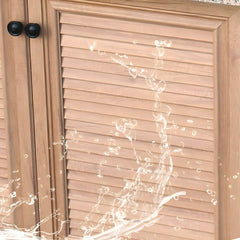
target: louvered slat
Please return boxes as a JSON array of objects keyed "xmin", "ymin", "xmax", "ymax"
[
  {"xmin": 64, "ymin": 109, "xmax": 214, "ymax": 141},
  {"xmin": 68, "ymin": 202, "xmax": 215, "ymax": 240},
  {"xmin": 0, "ymin": 158, "xmax": 7, "ymax": 169},
  {"xmin": 60, "ymin": 24, "xmax": 214, "ymax": 54},
  {"xmin": 63, "ymin": 88, "xmax": 214, "ymax": 120},
  {"xmin": 66, "ymin": 148, "xmax": 214, "ymax": 172},
  {"xmin": 63, "ymin": 79, "xmax": 213, "ymax": 109},
  {"xmin": 68, "ymin": 202, "xmax": 215, "ymax": 232},
  {"xmin": 61, "ymin": 35, "xmax": 213, "ymax": 65},
  {"xmin": 60, "ymin": 13, "xmax": 213, "ymax": 42},
  {"xmin": 65, "ymin": 120, "xmax": 214, "ymax": 152},
  {"xmin": 0, "ymin": 89, "xmax": 3, "ymax": 98},
  {"xmin": 62, "ymin": 47, "xmax": 214, "ymax": 85},
  {"xmin": 67, "ymin": 190, "xmax": 215, "ymax": 222},
  {"xmin": 62, "ymin": 68, "xmax": 214, "ymax": 98}
]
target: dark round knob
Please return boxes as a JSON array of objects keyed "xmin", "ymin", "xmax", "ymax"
[
  {"xmin": 7, "ymin": 21, "xmax": 23, "ymax": 36},
  {"xmin": 24, "ymin": 23, "xmax": 41, "ymax": 38}
]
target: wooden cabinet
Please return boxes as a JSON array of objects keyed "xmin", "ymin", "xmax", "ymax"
[{"xmin": 0, "ymin": 1, "xmax": 240, "ymax": 239}]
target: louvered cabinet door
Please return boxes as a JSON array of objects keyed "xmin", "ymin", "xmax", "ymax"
[{"xmin": 44, "ymin": 1, "xmax": 240, "ymax": 240}]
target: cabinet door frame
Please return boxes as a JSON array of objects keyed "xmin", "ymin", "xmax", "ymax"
[{"xmin": 40, "ymin": 1, "xmax": 240, "ymax": 239}]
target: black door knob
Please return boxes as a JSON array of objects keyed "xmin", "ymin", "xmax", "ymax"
[
  {"xmin": 7, "ymin": 21, "xmax": 23, "ymax": 36},
  {"xmin": 24, "ymin": 23, "xmax": 41, "ymax": 38}
]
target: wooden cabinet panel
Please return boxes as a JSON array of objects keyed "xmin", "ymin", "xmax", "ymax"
[
  {"xmin": 0, "ymin": 0, "xmax": 239, "ymax": 239},
  {"xmin": 40, "ymin": 1, "xmax": 240, "ymax": 240}
]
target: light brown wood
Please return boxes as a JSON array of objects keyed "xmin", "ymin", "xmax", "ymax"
[
  {"xmin": 228, "ymin": 12, "xmax": 240, "ymax": 240},
  {"xmin": 60, "ymin": 34, "xmax": 214, "ymax": 65},
  {"xmin": 0, "ymin": 0, "xmax": 38, "ymax": 228},
  {"xmin": 0, "ymin": 6, "xmax": 12, "ymax": 226},
  {"xmin": 64, "ymin": 120, "xmax": 214, "ymax": 152},
  {"xmin": 68, "ymin": 179, "xmax": 213, "ymax": 203},
  {"xmin": 68, "ymin": 203, "xmax": 215, "ymax": 232},
  {"xmin": 60, "ymin": 28, "xmax": 214, "ymax": 69},
  {"xmin": 63, "ymin": 90, "xmax": 214, "ymax": 128},
  {"xmin": 63, "ymin": 97, "xmax": 213, "ymax": 125},
  {"xmin": 68, "ymin": 214, "xmax": 215, "ymax": 240},
  {"xmin": 60, "ymin": 24, "xmax": 215, "ymax": 54},
  {"xmin": 63, "ymin": 83, "xmax": 214, "ymax": 118},
  {"xmin": 52, "ymin": 0, "xmax": 228, "ymax": 28},
  {"xmin": 66, "ymin": 148, "xmax": 214, "ymax": 173},
  {"xmin": 0, "ymin": 0, "xmax": 238, "ymax": 239},
  {"xmin": 41, "ymin": 0, "xmax": 69, "ymax": 237},
  {"xmin": 68, "ymin": 227, "xmax": 205, "ymax": 240},
  {"xmin": 55, "ymin": 2, "xmax": 219, "ymax": 239},
  {"xmin": 62, "ymin": 55, "xmax": 214, "ymax": 78},
  {"xmin": 217, "ymin": 11, "xmax": 240, "ymax": 240},
  {"xmin": 51, "ymin": 0, "xmax": 238, "ymax": 19},
  {"xmin": 47, "ymin": 2, "xmax": 220, "ymax": 237},
  {"xmin": 63, "ymin": 79, "xmax": 214, "ymax": 109},
  {"xmin": 62, "ymin": 68, "xmax": 214, "ymax": 98},
  {"xmin": 27, "ymin": 0, "xmax": 55, "ymax": 236},
  {"xmin": 64, "ymin": 109, "xmax": 214, "ymax": 140},
  {"xmin": 212, "ymin": 29, "xmax": 219, "ymax": 240}
]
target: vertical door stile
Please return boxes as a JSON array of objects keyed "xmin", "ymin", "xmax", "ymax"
[
  {"xmin": 217, "ymin": 20, "xmax": 230, "ymax": 240},
  {"xmin": 228, "ymin": 11, "xmax": 240, "ymax": 240},
  {"xmin": 28, "ymin": 0, "xmax": 69, "ymax": 238},
  {"xmin": 0, "ymin": 0, "xmax": 38, "ymax": 230},
  {"xmin": 44, "ymin": 0, "xmax": 69, "ymax": 238},
  {"xmin": 213, "ymin": 29, "xmax": 219, "ymax": 240},
  {"xmin": 27, "ymin": 0, "xmax": 56, "ymax": 237}
]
